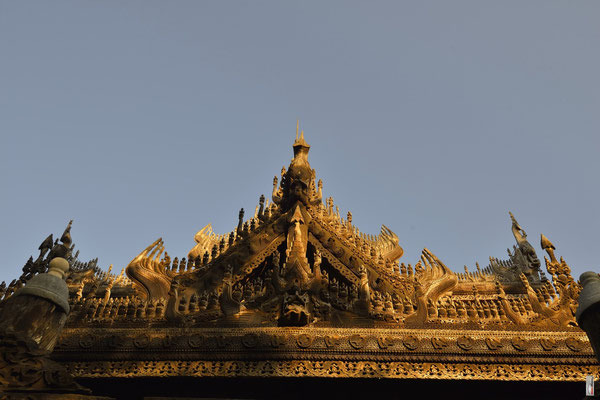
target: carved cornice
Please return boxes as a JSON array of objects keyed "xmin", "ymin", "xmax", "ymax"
[{"xmin": 51, "ymin": 327, "xmax": 596, "ymax": 381}]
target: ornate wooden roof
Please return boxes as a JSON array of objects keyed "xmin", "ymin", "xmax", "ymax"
[{"xmin": 3, "ymin": 129, "xmax": 596, "ymax": 383}]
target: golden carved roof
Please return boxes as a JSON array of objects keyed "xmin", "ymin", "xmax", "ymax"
[{"xmin": 3, "ymin": 130, "xmax": 595, "ymax": 382}]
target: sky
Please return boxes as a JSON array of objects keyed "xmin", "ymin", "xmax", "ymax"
[{"xmin": 0, "ymin": 1, "xmax": 598, "ymax": 286}]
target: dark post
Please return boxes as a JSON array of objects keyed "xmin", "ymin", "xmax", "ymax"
[{"xmin": 577, "ymin": 272, "xmax": 600, "ymax": 363}]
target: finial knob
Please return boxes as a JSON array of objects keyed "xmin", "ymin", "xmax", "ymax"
[{"xmin": 48, "ymin": 257, "xmax": 70, "ymax": 279}]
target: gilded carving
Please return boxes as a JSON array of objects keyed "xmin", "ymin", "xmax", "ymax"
[
  {"xmin": 7, "ymin": 131, "xmax": 594, "ymax": 388},
  {"xmin": 270, "ymin": 334, "xmax": 286, "ymax": 348},
  {"xmin": 78, "ymin": 334, "xmax": 95, "ymax": 349},
  {"xmin": 295, "ymin": 334, "xmax": 314, "ymax": 349},
  {"xmin": 60, "ymin": 359, "xmax": 600, "ymax": 382},
  {"xmin": 348, "ymin": 334, "xmax": 366, "ymax": 350},
  {"xmin": 539, "ymin": 338, "xmax": 558, "ymax": 351},
  {"xmin": 241, "ymin": 333, "xmax": 259, "ymax": 348},
  {"xmin": 431, "ymin": 337, "xmax": 449, "ymax": 350},
  {"xmin": 106, "ymin": 334, "xmax": 124, "ymax": 349},
  {"xmin": 215, "ymin": 335, "xmax": 231, "ymax": 348},
  {"xmin": 324, "ymin": 335, "xmax": 341, "ymax": 348},
  {"xmin": 565, "ymin": 337, "xmax": 584, "ymax": 352},
  {"xmin": 125, "ymin": 238, "xmax": 173, "ymax": 302},
  {"xmin": 402, "ymin": 335, "xmax": 419, "ymax": 351},
  {"xmin": 511, "ymin": 338, "xmax": 529, "ymax": 352},
  {"xmin": 188, "ymin": 334, "xmax": 204, "ymax": 348},
  {"xmin": 133, "ymin": 334, "xmax": 150, "ymax": 349},
  {"xmin": 162, "ymin": 335, "xmax": 175, "ymax": 348},
  {"xmin": 377, "ymin": 336, "xmax": 395, "ymax": 349},
  {"xmin": 457, "ymin": 336, "xmax": 475, "ymax": 351},
  {"xmin": 485, "ymin": 337, "xmax": 503, "ymax": 351}
]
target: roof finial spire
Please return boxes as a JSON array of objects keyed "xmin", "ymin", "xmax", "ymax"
[{"xmin": 292, "ymin": 121, "xmax": 310, "ymax": 152}]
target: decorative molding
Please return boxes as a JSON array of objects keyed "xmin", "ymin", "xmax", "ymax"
[
  {"xmin": 61, "ymin": 359, "xmax": 600, "ymax": 382},
  {"xmin": 52, "ymin": 327, "xmax": 596, "ymax": 384}
]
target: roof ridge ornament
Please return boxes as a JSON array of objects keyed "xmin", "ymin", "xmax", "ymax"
[
  {"xmin": 508, "ymin": 211, "xmax": 541, "ymax": 281},
  {"xmin": 293, "ymin": 120, "xmax": 310, "ymax": 149},
  {"xmin": 273, "ymin": 122, "xmax": 317, "ymax": 210}
]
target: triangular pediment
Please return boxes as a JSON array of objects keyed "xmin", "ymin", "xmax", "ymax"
[{"xmin": 115, "ymin": 133, "xmax": 579, "ymax": 332}]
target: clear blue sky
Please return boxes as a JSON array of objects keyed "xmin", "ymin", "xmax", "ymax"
[{"xmin": 1, "ymin": 1, "xmax": 598, "ymax": 285}]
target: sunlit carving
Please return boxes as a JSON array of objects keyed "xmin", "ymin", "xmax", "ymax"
[{"xmin": 5, "ymin": 125, "xmax": 589, "ymax": 386}]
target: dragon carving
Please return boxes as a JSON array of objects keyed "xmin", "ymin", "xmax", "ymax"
[{"xmin": 517, "ymin": 234, "xmax": 579, "ymax": 328}]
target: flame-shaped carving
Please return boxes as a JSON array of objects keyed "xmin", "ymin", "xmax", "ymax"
[
  {"xmin": 406, "ymin": 248, "xmax": 458, "ymax": 324},
  {"xmin": 376, "ymin": 225, "xmax": 404, "ymax": 261},
  {"xmin": 126, "ymin": 238, "xmax": 174, "ymax": 302},
  {"xmin": 188, "ymin": 224, "xmax": 219, "ymax": 260}
]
